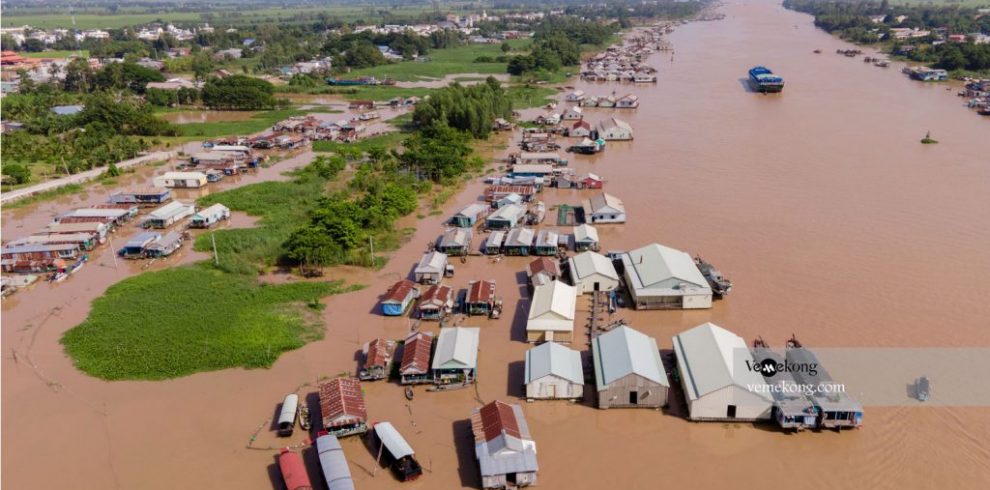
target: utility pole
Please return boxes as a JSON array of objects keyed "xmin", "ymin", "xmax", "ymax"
[
  {"xmin": 211, "ymin": 232, "xmax": 219, "ymax": 266},
  {"xmin": 368, "ymin": 236, "xmax": 374, "ymax": 267},
  {"xmin": 108, "ymin": 236, "xmax": 118, "ymax": 269}
]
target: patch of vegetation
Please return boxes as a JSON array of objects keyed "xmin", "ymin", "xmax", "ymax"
[
  {"xmin": 1, "ymin": 183, "xmax": 84, "ymax": 209},
  {"xmin": 412, "ymin": 78, "xmax": 512, "ymax": 138},
  {"xmin": 175, "ymin": 108, "xmax": 304, "ymax": 137},
  {"xmin": 507, "ymin": 85, "xmax": 559, "ymax": 109},
  {"xmin": 61, "ymin": 264, "xmax": 355, "ymax": 380},
  {"xmin": 344, "ymin": 40, "xmax": 529, "ymax": 82}
]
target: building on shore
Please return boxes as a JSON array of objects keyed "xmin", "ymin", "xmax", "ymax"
[
  {"xmin": 524, "ymin": 341, "xmax": 584, "ymax": 401},
  {"xmin": 621, "ymin": 243, "xmax": 712, "ymax": 309},
  {"xmin": 591, "ymin": 325, "xmax": 669, "ymax": 409},
  {"xmin": 470, "ymin": 400, "xmax": 539, "ymax": 489},
  {"xmin": 672, "ymin": 323, "xmax": 773, "ymax": 421}
]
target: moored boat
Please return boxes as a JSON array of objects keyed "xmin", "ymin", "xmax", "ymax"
[
  {"xmin": 748, "ymin": 66, "xmax": 784, "ymax": 93},
  {"xmin": 694, "ymin": 255, "xmax": 732, "ymax": 298}
]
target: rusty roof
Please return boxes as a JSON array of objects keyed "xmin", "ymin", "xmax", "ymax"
[
  {"xmin": 527, "ymin": 257, "xmax": 561, "ymax": 278},
  {"xmin": 400, "ymin": 331, "xmax": 433, "ymax": 375},
  {"xmin": 418, "ymin": 284, "xmax": 453, "ymax": 309},
  {"xmin": 384, "ymin": 279, "xmax": 418, "ymax": 303},
  {"xmin": 472, "ymin": 400, "xmax": 521, "ymax": 443},
  {"xmin": 364, "ymin": 338, "xmax": 393, "ymax": 368},
  {"xmin": 467, "ymin": 280, "xmax": 496, "ymax": 304},
  {"xmin": 319, "ymin": 378, "xmax": 367, "ymax": 427}
]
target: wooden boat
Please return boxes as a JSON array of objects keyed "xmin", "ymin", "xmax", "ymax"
[
  {"xmin": 916, "ymin": 376, "xmax": 931, "ymax": 401},
  {"xmin": 298, "ymin": 401, "xmax": 311, "ymax": 431},
  {"xmin": 404, "ymin": 387, "xmax": 414, "ymax": 400}
]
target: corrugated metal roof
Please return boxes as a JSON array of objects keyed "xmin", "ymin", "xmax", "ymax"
[
  {"xmin": 571, "ymin": 251, "xmax": 619, "ymax": 281},
  {"xmin": 278, "ymin": 394, "xmax": 298, "ymax": 426},
  {"xmin": 527, "ymin": 257, "xmax": 561, "ymax": 278},
  {"xmin": 316, "ymin": 434, "xmax": 355, "ymax": 490},
  {"xmin": 471, "ymin": 401, "xmax": 538, "ymax": 477},
  {"xmin": 671, "ymin": 323, "xmax": 771, "ymax": 401},
  {"xmin": 383, "ymin": 279, "xmax": 418, "ymax": 303},
  {"xmin": 573, "ymin": 224, "xmax": 599, "ymax": 243},
  {"xmin": 467, "ymin": 280, "xmax": 495, "ymax": 304},
  {"xmin": 124, "ymin": 232, "xmax": 161, "ymax": 248},
  {"xmin": 415, "ymin": 251, "xmax": 447, "ymax": 274},
  {"xmin": 1, "ymin": 243, "xmax": 79, "ymax": 254},
  {"xmin": 374, "ymin": 422, "xmax": 415, "ymax": 459},
  {"xmin": 400, "ymin": 331, "xmax": 433, "ymax": 375},
  {"xmin": 587, "ymin": 192, "xmax": 625, "ymax": 214},
  {"xmin": 45, "ymin": 222, "xmax": 107, "ymax": 234},
  {"xmin": 622, "ymin": 242, "xmax": 710, "ymax": 294},
  {"xmin": 159, "ymin": 171, "xmax": 207, "ymax": 180},
  {"xmin": 487, "ymin": 203, "xmax": 526, "ymax": 223},
  {"xmin": 148, "ymin": 201, "xmax": 194, "ymax": 220},
  {"xmin": 525, "ymin": 342, "xmax": 583, "ymax": 384},
  {"xmin": 454, "ymin": 203, "xmax": 489, "ymax": 220},
  {"xmin": 319, "ymin": 378, "xmax": 367, "ymax": 427},
  {"xmin": 592, "ymin": 326, "xmax": 669, "ymax": 391},
  {"xmin": 418, "ymin": 284, "xmax": 453, "ymax": 309},
  {"xmin": 278, "ymin": 450, "xmax": 313, "ymax": 490},
  {"xmin": 364, "ymin": 338, "xmax": 393, "ymax": 368},
  {"xmin": 58, "ymin": 208, "xmax": 129, "ymax": 219},
  {"xmin": 432, "ymin": 327, "xmax": 480, "ymax": 370},
  {"xmin": 527, "ymin": 280, "xmax": 576, "ymax": 333},
  {"xmin": 194, "ymin": 203, "xmax": 229, "ymax": 219},
  {"xmin": 439, "ymin": 228, "xmax": 472, "ymax": 248},
  {"xmin": 505, "ymin": 227, "xmax": 535, "ymax": 247},
  {"xmin": 535, "ymin": 229, "xmax": 559, "ymax": 248}
]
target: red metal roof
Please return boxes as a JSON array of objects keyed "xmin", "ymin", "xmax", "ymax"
[
  {"xmin": 319, "ymin": 378, "xmax": 367, "ymax": 428},
  {"xmin": 418, "ymin": 284, "xmax": 452, "ymax": 308},
  {"xmin": 527, "ymin": 257, "xmax": 561, "ymax": 278},
  {"xmin": 278, "ymin": 449, "xmax": 314, "ymax": 490},
  {"xmin": 473, "ymin": 400, "xmax": 521, "ymax": 443},
  {"xmin": 384, "ymin": 279, "xmax": 418, "ymax": 303},
  {"xmin": 467, "ymin": 280, "xmax": 495, "ymax": 305},
  {"xmin": 400, "ymin": 332, "xmax": 433, "ymax": 375},
  {"xmin": 364, "ymin": 338, "xmax": 391, "ymax": 368}
]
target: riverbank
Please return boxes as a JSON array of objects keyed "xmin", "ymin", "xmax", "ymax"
[{"xmin": 3, "ymin": 1, "xmax": 990, "ymax": 488}]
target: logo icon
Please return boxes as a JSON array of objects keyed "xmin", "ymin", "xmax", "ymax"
[{"xmin": 758, "ymin": 359, "xmax": 778, "ymax": 377}]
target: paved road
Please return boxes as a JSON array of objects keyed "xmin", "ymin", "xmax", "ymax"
[{"xmin": 0, "ymin": 150, "xmax": 181, "ymax": 205}]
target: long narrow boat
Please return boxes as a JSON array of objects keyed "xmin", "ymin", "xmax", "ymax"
[
  {"xmin": 316, "ymin": 432, "xmax": 355, "ymax": 490},
  {"xmin": 748, "ymin": 66, "xmax": 784, "ymax": 93}
]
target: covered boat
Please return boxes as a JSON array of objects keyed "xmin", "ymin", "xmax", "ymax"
[
  {"xmin": 748, "ymin": 66, "xmax": 784, "ymax": 93},
  {"xmin": 277, "ymin": 394, "xmax": 299, "ymax": 437},
  {"xmin": 278, "ymin": 448, "xmax": 314, "ymax": 490},
  {"xmin": 316, "ymin": 432, "xmax": 356, "ymax": 490},
  {"xmin": 371, "ymin": 422, "xmax": 423, "ymax": 481}
]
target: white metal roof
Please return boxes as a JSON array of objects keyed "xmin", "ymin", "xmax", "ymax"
[
  {"xmin": 440, "ymin": 228, "xmax": 472, "ymax": 247},
  {"xmin": 570, "ymin": 251, "xmax": 618, "ymax": 281},
  {"xmin": 278, "ymin": 394, "xmax": 298, "ymax": 425},
  {"xmin": 527, "ymin": 280, "xmax": 576, "ymax": 333},
  {"xmin": 194, "ymin": 203, "xmax": 229, "ymax": 219},
  {"xmin": 374, "ymin": 422, "xmax": 415, "ymax": 459},
  {"xmin": 573, "ymin": 224, "xmax": 599, "ymax": 243},
  {"xmin": 535, "ymin": 229, "xmax": 559, "ymax": 248},
  {"xmin": 592, "ymin": 325, "xmax": 668, "ymax": 391},
  {"xmin": 672, "ymin": 323, "xmax": 771, "ymax": 402},
  {"xmin": 505, "ymin": 227, "xmax": 535, "ymax": 247},
  {"xmin": 148, "ymin": 201, "xmax": 194, "ymax": 220},
  {"xmin": 587, "ymin": 193, "xmax": 625, "ymax": 214},
  {"xmin": 58, "ymin": 208, "xmax": 129, "ymax": 219},
  {"xmin": 512, "ymin": 164, "xmax": 554, "ymax": 175},
  {"xmin": 622, "ymin": 242, "xmax": 710, "ymax": 296},
  {"xmin": 455, "ymin": 203, "xmax": 489, "ymax": 220},
  {"xmin": 158, "ymin": 171, "xmax": 207, "ymax": 180},
  {"xmin": 524, "ymin": 342, "xmax": 583, "ymax": 384},
  {"xmin": 432, "ymin": 327, "xmax": 480, "ymax": 370},
  {"xmin": 316, "ymin": 434, "xmax": 356, "ymax": 490},
  {"xmin": 487, "ymin": 203, "xmax": 526, "ymax": 223},
  {"xmin": 415, "ymin": 251, "xmax": 448, "ymax": 274}
]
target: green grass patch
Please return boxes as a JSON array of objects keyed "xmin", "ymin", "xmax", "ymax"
[
  {"xmin": 312, "ymin": 132, "xmax": 407, "ymax": 154},
  {"xmin": 61, "ymin": 264, "xmax": 355, "ymax": 380},
  {"xmin": 277, "ymin": 84, "xmax": 435, "ymax": 101},
  {"xmin": 1, "ymin": 183, "xmax": 84, "ymax": 210},
  {"xmin": 507, "ymin": 85, "xmax": 559, "ymax": 109},
  {"xmin": 20, "ymin": 50, "xmax": 90, "ymax": 58},
  {"xmin": 344, "ymin": 39, "xmax": 529, "ymax": 82},
  {"xmin": 174, "ymin": 109, "xmax": 303, "ymax": 138}
]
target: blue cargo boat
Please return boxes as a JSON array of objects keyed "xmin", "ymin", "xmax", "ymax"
[{"xmin": 749, "ymin": 66, "xmax": 784, "ymax": 93}]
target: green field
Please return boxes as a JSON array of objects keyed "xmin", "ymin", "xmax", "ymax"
[
  {"xmin": 344, "ymin": 39, "xmax": 531, "ymax": 82},
  {"xmin": 173, "ymin": 108, "xmax": 303, "ymax": 138},
  {"xmin": 61, "ymin": 264, "xmax": 352, "ymax": 380},
  {"xmin": 21, "ymin": 50, "xmax": 90, "ymax": 59}
]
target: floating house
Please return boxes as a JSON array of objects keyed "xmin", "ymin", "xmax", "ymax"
[
  {"xmin": 432, "ymin": 326, "xmax": 480, "ymax": 386},
  {"xmin": 592, "ymin": 325, "xmax": 669, "ymax": 409},
  {"xmin": 318, "ymin": 377, "xmax": 368, "ymax": 437},
  {"xmin": 470, "ymin": 400, "xmax": 538, "ymax": 489},
  {"xmin": 485, "ymin": 204, "xmax": 527, "ymax": 231},
  {"xmin": 400, "ymin": 331, "xmax": 434, "ymax": 385},
  {"xmin": 572, "ymin": 224, "xmax": 600, "ymax": 252},
  {"xmin": 533, "ymin": 229, "xmax": 560, "ymax": 256},
  {"xmin": 597, "ymin": 117, "xmax": 633, "ymax": 140},
  {"xmin": 570, "ymin": 120, "xmax": 592, "ymax": 138},
  {"xmin": 510, "ymin": 164, "xmax": 555, "ymax": 178},
  {"xmin": 616, "ymin": 94, "xmax": 640, "ymax": 108},
  {"xmin": 517, "ymin": 152, "xmax": 565, "ymax": 166},
  {"xmin": 381, "ymin": 280, "xmax": 419, "ymax": 316},
  {"xmin": 451, "ymin": 203, "xmax": 490, "ymax": 228},
  {"xmin": 785, "ymin": 341, "xmax": 864, "ymax": 429},
  {"xmin": 582, "ymin": 192, "xmax": 626, "ymax": 224},
  {"xmin": 13, "ymin": 233, "xmax": 97, "ymax": 251},
  {"xmin": 417, "ymin": 284, "xmax": 454, "ymax": 321},
  {"xmin": 189, "ymin": 203, "xmax": 230, "ymax": 228},
  {"xmin": 465, "ymin": 280, "xmax": 496, "ymax": 316},
  {"xmin": 751, "ymin": 343, "xmax": 819, "ymax": 430},
  {"xmin": 526, "ymin": 280, "xmax": 577, "ymax": 343},
  {"xmin": 45, "ymin": 222, "xmax": 109, "ymax": 242},
  {"xmin": 278, "ymin": 449, "xmax": 313, "ymax": 490},
  {"xmin": 118, "ymin": 232, "xmax": 162, "ymax": 259},
  {"xmin": 277, "ymin": 394, "xmax": 299, "ymax": 437},
  {"xmin": 562, "ymin": 106, "xmax": 584, "ymax": 121},
  {"xmin": 109, "ymin": 188, "xmax": 172, "ymax": 206},
  {"xmin": 567, "ymin": 251, "xmax": 620, "ymax": 293},
  {"xmin": 485, "ymin": 185, "xmax": 536, "ymax": 203},
  {"xmin": 1, "ymin": 243, "xmax": 80, "ymax": 272},
  {"xmin": 315, "ymin": 433, "xmax": 356, "ymax": 490},
  {"xmin": 414, "ymin": 251, "xmax": 448, "ymax": 285},
  {"xmin": 143, "ymin": 201, "xmax": 195, "ymax": 229},
  {"xmin": 483, "ymin": 230, "xmax": 506, "ymax": 255},
  {"xmin": 621, "ymin": 243, "xmax": 713, "ymax": 309},
  {"xmin": 55, "ymin": 208, "xmax": 130, "ymax": 227},
  {"xmin": 495, "ymin": 193, "xmax": 525, "ymax": 209},
  {"xmin": 564, "ymin": 90, "xmax": 585, "ymax": 102},
  {"xmin": 437, "ymin": 228, "xmax": 473, "ymax": 257},
  {"xmin": 371, "ymin": 422, "xmax": 423, "ymax": 482},
  {"xmin": 503, "ymin": 228, "xmax": 535, "ymax": 256},
  {"xmin": 672, "ymin": 323, "xmax": 773, "ymax": 421},
  {"xmin": 145, "ymin": 232, "xmax": 184, "ymax": 258},
  {"xmin": 527, "ymin": 257, "xmax": 562, "ymax": 288},
  {"xmin": 153, "ymin": 171, "xmax": 208, "ymax": 188},
  {"xmin": 360, "ymin": 338, "xmax": 395, "ymax": 381},
  {"xmin": 524, "ymin": 342, "xmax": 585, "ymax": 401},
  {"xmin": 576, "ymin": 173, "xmax": 604, "ymax": 189}
]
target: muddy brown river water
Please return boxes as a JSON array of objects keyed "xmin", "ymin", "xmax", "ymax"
[{"xmin": 3, "ymin": 1, "xmax": 990, "ymax": 489}]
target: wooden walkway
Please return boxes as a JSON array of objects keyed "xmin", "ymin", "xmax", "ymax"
[{"xmin": 585, "ymin": 291, "xmax": 627, "ymax": 344}]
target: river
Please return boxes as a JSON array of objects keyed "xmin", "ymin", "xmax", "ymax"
[{"xmin": 2, "ymin": 1, "xmax": 989, "ymax": 489}]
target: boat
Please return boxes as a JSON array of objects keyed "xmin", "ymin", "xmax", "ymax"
[
  {"xmin": 49, "ymin": 255, "xmax": 88, "ymax": 283},
  {"xmin": 404, "ymin": 387, "xmax": 414, "ymax": 400},
  {"xmin": 298, "ymin": 401, "xmax": 311, "ymax": 431},
  {"xmin": 916, "ymin": 376, "xmax": 931, "ymax": 401},
  {"xmin": 694, "ymin": 255, "xmax": 732, "ymax": 298},
  {"xmin": 490, "ymin": 298, "xmax": 503, "ymax": 319},
  {"xmin": 813, "ymin": 49, "xmax": 822, "ymax": 54},
  {"xmin": 748, "ymin": 66, "xmax": 784, "ymax": 93}
]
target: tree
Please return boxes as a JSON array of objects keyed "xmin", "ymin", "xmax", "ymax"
[
  {"xmin": 191, "ymin": 52, "xmax": 214, "ymax": 82},
  {"xmin": 1, "ymin": 163, "xmax": 32, "ymax": 185},
  {"xmin": 501, "ymin": 42, "xmax": 512, "ymax": 53},
  {"xmin": 201, "ymin": 75, "xmax": 278, "ymax": 110},
  {"xmin": 63, "ymin": 58, "xmax": 94, "ymax": 93},
  {"xmin": 23, "ymin": 38, "xmax": 45, "ymax": 52}
]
